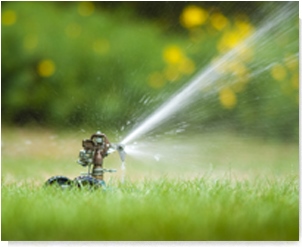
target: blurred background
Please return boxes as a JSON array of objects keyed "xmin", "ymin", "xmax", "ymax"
[{"xmin": 2, "ymin": 1, "xmax": 299, "ymax": 141}]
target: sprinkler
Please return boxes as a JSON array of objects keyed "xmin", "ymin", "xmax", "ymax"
[{"xmin": 45, "ymin": 130, "xmax": 126, "ymax": 189}]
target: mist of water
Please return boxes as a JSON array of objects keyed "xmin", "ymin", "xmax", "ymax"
[
  {"xmin": 116, "ymin": 3, "xmax": 298, "ymax": 176},
  {"xmin": 121, "ymin": 3, "xmax": 297, "ymax": 148}
]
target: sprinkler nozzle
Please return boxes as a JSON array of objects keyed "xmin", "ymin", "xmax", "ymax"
[{"xmin": 116, "ymin": 143, "xmax": 126, "ymax": 162}]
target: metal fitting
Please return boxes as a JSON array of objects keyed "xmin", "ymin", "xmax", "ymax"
[
  {"xmin": 77, "ymin": 149, "xmax": 93, "ymax": 166},
  {"xmin": 92, "ymin": 167, "xmax": 104, "ymax": 176}
]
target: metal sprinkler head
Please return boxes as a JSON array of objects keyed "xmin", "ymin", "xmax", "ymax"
[
  {"xmin": 45, "ymin": 130, "xmax": 126, "ymax": 190},
  {"xmin": 116, "ymin": 143, "xmax": 126, "ymax": 162}
]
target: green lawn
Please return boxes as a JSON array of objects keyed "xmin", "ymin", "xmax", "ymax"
[
  {"xmin": 1, "ymin": 176, "xmax": 298, "ymax": 240},
  {"xmin": 1, "ymin": 127, "xmax": 299, "ymax": 240}
]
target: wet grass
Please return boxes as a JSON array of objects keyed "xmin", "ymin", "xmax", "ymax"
[
  {"xmin": 1, "ymin": 127, "xmax": 299, "ymax": 240},
  {"xmin": 1, "ymin": 175, "xmax": 299, "ymax": 241}
]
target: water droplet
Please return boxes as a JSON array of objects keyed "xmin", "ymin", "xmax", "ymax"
[{"xmin": 154, "ymin": 154, "xmax": 160, "ymax": 161}]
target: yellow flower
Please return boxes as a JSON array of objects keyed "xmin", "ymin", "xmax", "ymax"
[
  {"xmin": 270, "ymin": 63, "xmax": 287, "ymax": 81},
  {"xmin": 210, "ymin": 12, "xmax": 228, "ymax": 31},
  {"xmin": 236, "ymin": 44, "xmax": 254, "ymax": 62},
  {"xmin": 163, "ymin": 46, "xmax": 184, "ymax": 64},
  {"xmin": 92, "ymin": 38, "xmax": 110, "ymax": 55},
  {"xmin": 148, "ymin": 72, "xmax": 166, "ymax": 89},
  {"xmin": 178, "ymin": 58, "xmax": 195, "ymax": 75},
  {"xmin": 164, "ymin": 66, "xmax": 181, "ymax": 82},
  {"xmin": 211, "ymin": 57, "xmax": 227, "ymax": 74},
  {"xmin": 217, "ymin": 30, "xmax": 243, "ymax": 53},
  {"xmin": 37, "ymin": 59, "xmax": 56, "ymax": 77},
  {"xmin": 217, "ymin": 20, "xmax": 254, "ymax": 53},
  {"xmin": 180, "ymin": 5, "xmax": 208, "ymax": 29},
  {"xmin": 235, "ymin": 20, "xmax": 254, "ymax": 37},
  {"xmin": 2, "ymin": 10, "xmax": 17, "ymax": 26},
  {"xmin": 219, "ymin": 88, "xmax": 237, "ymax": 109},
  {"xmin": 78, "ymin": 1, "xmax": 95, "ymax": 16}
]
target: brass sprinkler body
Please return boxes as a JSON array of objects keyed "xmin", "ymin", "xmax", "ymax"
[
  {"xmin": 45, "ymin": 130, "xmax": 125, "ymax": 189},
  {"xmin": 78, "ymin": 131, "xmax": 112, "ymax": 180}
]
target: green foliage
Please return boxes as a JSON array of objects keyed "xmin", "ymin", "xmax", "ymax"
[
  {"xmin": 1, "ymin": 2, "xmax": 299, "ymax": 140},
  {"xmin": 2, "ymin": 2, "xmax": 168, "ymax": 129}
]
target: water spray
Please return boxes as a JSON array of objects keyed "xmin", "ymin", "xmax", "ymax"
[
  {"xmin": 44, "ymin": 3, "xmax": 297, "ymax": 187},
  {"xmin": 121, "ymin": 3, "xmax": 297, "ymax": 147}
]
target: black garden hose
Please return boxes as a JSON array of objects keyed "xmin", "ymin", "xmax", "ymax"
[{"xmin": 45, "ymin": 176, "xmax": 73, "ymax": 189}]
